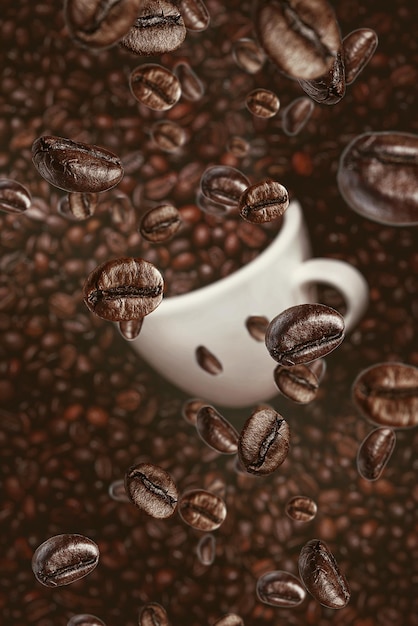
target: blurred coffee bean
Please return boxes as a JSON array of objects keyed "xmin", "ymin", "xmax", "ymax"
[
  {"xmin": 343, "ymin": 28, "xmax": 379, "ymax": 85},
  {"xmin": 138, "ymin": 602, "xmax": 169, "ymax": 626},
  {"xmin": 196, "ymin": 405, "xmax": 239, "ymax": 454},
  {"xmin": 357, "ymin": 427, "xmax": 396, "ymax": 481},
  {"xmin": 121, "ymin": 0, "xmax": 186, "ymax": 55},
  {"xmin": 227, "ymin": 136, "xmax": 250, "ymax": 158},
  {"xmin": 0, "ymin": 178, "xmax": 31, "ymax": 214},
  {"xmin": 32, "ymin": 534, "xmax": 99, "ymax": 587},
  {"xmin": 59, "ymin": 192, "xmax": 98, "ymax": 220},
  {"xmin": 232, "ymin": 38, "xmax": 265, "ymax": 74},
  {"xmin": 245, "ymin": 315, "xmax": 269, "ymax": 342},
  {"xmin": 181, "ymin": 398, "xmax": 207, "ymax": 425},
  {"xmin": 307, "ymin": 357, "xmax": 326, "ymax": 383},
  {"xmin": 130, "ymin": 64, "xmax": 181, "ymax": 111},
  {"xmin": 174, "ymin": 62, "xmax": 205, "ymax": 101},
  {"xmin": 245, "ymin": 89, "xmax": 280, "ymax": 118},
  {"xmin": 285, "ymin": 495, "xmax": 318, "ymax": 521},
  {"xmin": 140, "ymin": 204, "xmax": 182, "ymax": 243},
  {"xmin": 281, "ymin": 97, "xmax": 314, "ymax": 136},
  {"xmin": 67, "ymin": 614, "xmax": 106, "ymax": 626},
  {"xmin": 238, "ymin": 406, "xmax": 290, "ymax": 475},
  {"xmin": 108, "ymin": 478, "xmax": 130, "ymax": 503},
  {"xmin": 239, "ymin": 180, "xmax": 288, "ymax": 223},
  {"xmin": 274, "ymin": 364, "xmax": 319, "ymax": 403},
  {"xmin": 178, "ymin": 0, "xmax": 210, "ymax": 32},
  {"xmin": 200, "ymin": 165, "xmax": 249, "ymax": 208},
  {"xmin": 197, "ymin": 533, "xmax": 216, "ymax": 566},
  {"xmin": 151, "ymin": 120, "xmax": 187, "ymax": 152},
  {"xmin": 212, "ymin": 615, "xmax": 243, "ymax": 626},
  {"xmin": 196, "ymin": 190, "xmax": 230, "ymax": 217},
  {"xmin": 178, "ymin": 489, "xmax": 227, "ymax": 531},
  {"xmin": 298, "ymin": 51, "xmax": 346, "ymax": 105},
  {"xmin": 125, "ymin": 462, "xmax": 178, "ymax": 519},
  {"xmin": 118, "ymin": 318, "xmax": 143, "ymax": 341},
  {"xmin": 256, "ymin": 570, "xmax": 306, "ymax": 607}
]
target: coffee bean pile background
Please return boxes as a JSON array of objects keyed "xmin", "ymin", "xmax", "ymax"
[{"xmin": 1, "ymin": 0, "xmax": 417, "ymax": 624}]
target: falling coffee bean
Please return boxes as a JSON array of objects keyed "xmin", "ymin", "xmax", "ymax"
[
  {"xmin": 67, "ymin": 615, "xmax": 106, "ymax": 626},
  {"xmin": 238, "ymin": 406, "xmax": 290, "ymax": 475},
  {"xmin": 32, "ymin": 534, "xmax": 99, "ymax": 587},
  {"xmin": 151, "ymin": 120, "xmax": 187, "ymax": 152},
  {"xmin": 227, "ymin": 136, "xmax": 250, "ymax": 158},
  {"xmin": 196, "ymin": 405, "xmax": 239, "ymax": 454},
  {"xmin": 281, "ymin": 97, "xmax": 315, "ymax": 136},
  {"xmin": 181, "ymin": 398, "xmax": 207, "ymax": 426},
  {"xmin": 245, "ymin": 315, "xmax": 269, "ymax": 342},
  {"xmin": 138, "ymin": 602, "xmax": 169, "ymax": 626},
  {"xmin": 285, "ymin": 495, "xmax": 318, "ymax": 522},
  {"xmin": 196, "ymin": 533, "xmax": 216, "ymax": 566},
  {"xmin": 307, "ymin": 357, "xmax": 327, "ymax": 383},
  {"xmin": 140, "ymin": 204, "xmax": 182, "ymax": 243},
  {"xmin": 178, "ymin": 0, "xmax": 210, "ymax": 32},
  {"xmin": 357, "ymin": 427, "xmax": 396, "ymax": 481},
  {"xmin": 245, "ymin": 89, "xmax": 280, "ymax": 118},
  {"xmin": 118, "ymin": 318, "xmax": 143, "ymax": 341},
  {"xmin": 298, "ymin": 50, "xmax": 346, "ymax": 105},
  {"xmin": 256, "ymin": 570, "xmax": 306, "ymax": 607},
  {"xmin": 32, "ymin": 136, "xmax": 124, "ymax": 193},
  {"xmin": 174, "ymin": 62, "xmax": 205, "ymax": 101},
  {"xmin": 232, "ymin": 38, "xmax": 265, "ymax": 74},
  {"xmin": 212, "ymin": 615, "xmax": 244, "ymax": 626},
  {"xmin": 83, "ymin": 257, "xmax": 164, "ymax": 322},
  {"xmin": 130, "ymin": 64, "xmax": 181, "ymax": 111},
  {"xmin": 178, "ymin": 489, "xmax": 227, "ymax": 531},
  {"xmin": 265, "ymin": 303, "xmax": 345, "ymax": 366},
  {"xmin": 200, "ymin": 165, "xmax": 250, "ymax": 208},
  {"xmin": 108, "ymin": 479, "xmax": 130, "ymax": 503},
  {"xmin": 0, "ymin": 178, "xmax": 31, "ymax": 214},
  {"xmin": 298, "ymin": 539, "xmax": 350, "ymax": 609},
  {"xmin": 352, "ymin": 362, "xmax": 418, "ymax": 428},
  {"xmin": 337, "ymin": 131, "xmax": 418, "ymax": 226},
  {"xmin": 58, "ymin": 192, "xmax": 98, "ymax": 220},
  {"xmin": 195, "ymin": 345, "xmax": 223, "ymax": 375},
  {"xmin": 343, "ymin": 28, "xmax": 378, "ymax": 85},
  {"xmin": 125, "ymin": 462, "xmax": 178, "ymax": 519},
  {"xmin": 196, "ymin": 190, "xmax": 230, "ymax": 217},
  {"xmin": 274, "ymin": 363, "xmax": 319, "ymax": 404},
  {"xmin": 239, "ymin": 180, "xmax": 288, "ymax": 223}
]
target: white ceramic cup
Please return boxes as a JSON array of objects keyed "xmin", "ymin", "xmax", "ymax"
[{"xmin": 130, "ymin": 201, "xmax": 369, "ymax": 408}]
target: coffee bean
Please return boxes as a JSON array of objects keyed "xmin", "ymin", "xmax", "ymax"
[
  {"xmin": 256, "ymin": 570, "xmax": 306, "ymax": 607},
  {"xmin": 196, "ymin": 190, "xmax": 230, "ymax": 217},
  {"xmin": 58, "ymin": 192, "xmax": 98, "ymax": 220},
  {"xmin": 307, "ymin": 357, "xmax": 327, "ymax": 383},
  {"xmin": 245, "ymin": 89, "xmax": 280, "ymax": 118},
  {"xmin": 64, "ymin": 0, "xmax": 142, "ymax": 49},
  {"xmin": 197, "ymin": 533, "xmax": 216, "ymax": 566},
  {"xmin": 139, "ymin": 204, "xmax": 182, "ymax": 243},
  {"xmin": 196, "ymin": 405, "xmax": 239, "ymax": 454},
  {"xmin": 32, "ymin": 136, "xmax": 124, "ymax": 193},
  {"xmin": 239, "ymin": 180, "xmax": 288, "ymax": 223},
  {"xmin": 232, "ymin": 38, "xmax": 265, "ymax": 74},
  {"xmin": 357, "ymin": 427, "xmax": 396, "ymax": 481},
  {"xmin": 178, "ymin": 489, "xmax": 227, "ymax": 531},
  {"xmin": 274, "ymin": 364, "xmax": 319, "ymax": 404},
  {"xmin": 200, "ymin": 166, "xmax": 250, "ymax": 208},
  {"xmin": 125, "ymin": 462, "xmax": 178, "ymax": 519},
  {"xmin": 178, "ymin": 0, "xmax": 210, "ymax": 32},
  {"xmin": 195, "ymin": 345, "xmax": 223, "ymax": 375},
  {"xmin": 245, "ymin": 315, "xmax": 269, "ymax": 342},
  {"xmin": 181, "ymin": 398, "xmax": 207, "ymax": 425},
  {"xmin": 265, "ymin": 304, "xmax": 345, "ymax": 366},
  {"xmin": 83, "ymin": 257, "xmax": 164, "ymax": 322},
  {"xmin": 32, "ymin": 534, "xmax": 99, "ymax": 587},
  {"xmin": 227, "ymin": 136, "xmax": 250, "ymax": 158},
  {"xmin": 281, "ymin": 97, "xmax": 315, "ymax": 136},
  {"xmin": 298, "ymin": 50, "xmax": 346, "ymax": 105},
  {"xmin": 298, "ymin": 539, "xmax": 350, "ymax": 609},
  {"xmin": 343, "ymin": 28, "xmax": 378, "ymax": 85},
  {"xmin": 138, "ymin": 602, "xmax": 169, "ymax": 626},
  {"xmin": 212, "ymin": 615, "xmax": 243, "ymax": 626},
  {"xmin": 151, "ymin": 120, "xmax": 187, "ymax": 152},
  {"xmin": 120, "ymin": 0, "xmax": 186, "ymax": 56},
  {"xmin": 0, "ymin": 178, "xmax": 31, "ymax": 214},
  {"xmin": 238, "ymin": 406, "xmax": 290, "ymax": 475},
  {"xmin": 174, "ymin": 62, "xmax": 205, "ymax": 101},
  {"xmin": 338, "ymin": 131, "xmax": 418, "ymax": 225},
  {"xmin": 108, "ymin": 478, "xmax": 130, "ymax": 502},
  {"xmin": 285, "ymin": 495, "xmax": 318, "ymax": 521},
  {"xmin": 352, "ymin": 362, "xmax": 418, "ymax": 428},
  {"xmin": 118, "ymin": 318, "xmax": 143, "ymax": 341},
  {"xmin": 67, "ymin": 614, "xmax": 106, "ymax": 626},
  {"xmin": 255, "ymin": 0, "xmax": 342, "ymax": 80},
  {"xmin": 130, "ymin": 64, "xmax": 181, "ymax": 111}
]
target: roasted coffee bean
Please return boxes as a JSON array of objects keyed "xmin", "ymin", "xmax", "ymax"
[
  {"xmin": 338, "ymin": 131, "xmax": 418, "ymax": 225},
  {"xmin": 285, "ymin": 495, "xmax": 318, "ymax": 521},
  {"xmin": 178, "ymin": 0, "xmax": 210, "ymax": 32},
  {"xmin": 138, "ymin": 602, "xmax": 169, "ymax": 626},
  {"xmin": 118, "ymin": 318, "xmax": 143, "ymax": 341},
  {"xmin": 181, "ymin": 398, "xmax": 207, "ymax": 425},
  {"xmin": 67, "ymin": 614, "xmax": 106, "ymax": 626},
  {"xmin": 256, "ymin": 570, "xmax": 306, "ymax": 607},
  {"xmin": 196, "ymin": 190, "xmax": 230, "ymax": 217},
  {"xmin": 245, "ymin": 315, "xmax": 269, "ymax": 342},
  {"xmin": 239, "ymin": 180, "xmax": 288, "ymax": 223},
  {"xmin": 195, "ymin": 345, "xmax": 223, "ymax": 375},
  {"xmin": 196, "ymin": 405, "xmax": 239, "ymax": 454},
  {"xmin": 125, "ymin": 462, "xmax": 178, "ymax": 519},
  {"xmin": 61, "ymin": 192, "xmax": 98, "ymax": 220},
  {"xmin": 212, "ymin": 615, "xmax": 243, "ymax": 626},
  {"xmin": 245, "ymin": 89, "xmax": 280, "ymax": 118},
  {"xmin": 298, "ymin": 539, "xmax": 350, "ymax": 609},
  {"xmin": 120, "ymin": 0, "xmax": 186, "ymax": 56},
  {"xmin": 0, "ymin": 178, "xmax": 31, "ymax": 214},
  {"xmin": 227, "ymin": 136, "xmax": 250, "ymax": 158},
  {"xmin": 357, "ymin": 427, "xmax": 396, "ymax": 481},
  {"xmin": 352, "ymin": 362, "xmax": 418, "ymax": 428},
  {"xmin": 108, "ymin": 478, "xmax": 130, "ymax": 502},
  {"xmin": 139, "ymin": 204, "xmax": 182, "ymax": 243},
  {"xmin": 298, "ymin": 51, "xmax": 346, "ymax": 105},
  {"xmin": 238, "ymin": 406, "xmax": 290, "ymax": 475},
  {"xmin": 130, "ymin": 64, "xmax": 181, "ymax": 111},
  {"xmin": 83, "ymin": 257, "xmax": 164, "ymax": 322},
  {"xmin": 232, "ymin": 38, "xmax": 265, "ymax": 74},
  {"xmin": 64, "ymin": 0, "xmax": 142, "ymax": 49},
  {"xmin": 32, "ymin": 136, "xmax": 124, "ymax": 193},
  {"xmin": 151, "ymin": 120, "xmax": 187, "ymax": 152},
  {"xmin": 265, "ymin": 304, "xmax": 345, "ymax": 366},
  {"xmin": 281, "ymin": 97, "xmax": 314, "ymax": 136},
  {"xmin": 178, "ymin": 489, "xmax": 227, "ymax": 531},
  {"xmin": 343, "ymin": 28, "xmax": 378, "ymax": 85},
  {"xmin": 174, "ymin": 62, "xmax": 205, "ymax": 101},
  {"xmin": 200, "ymin": 166, "xmax": 250, "ymax": 208},
  {"xmin": 197, "ymin": 533, "xmax": 216, "ymax": 566},
  {"xmin": 32, "ymin": 534, "xmax": 99, "ymax": 587},
  {"xmin": 307, "ymin": 357, "xmax": 327, "ymax": 383},
  {"xmin": 255, "ymin": 0, "xmax": 342, "ymax": 80},
  {"xmin": 274, "ymin": 363, "xmax": 319, "ymax": 403}
]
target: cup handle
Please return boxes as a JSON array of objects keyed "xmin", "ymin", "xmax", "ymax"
[{"xmin": 292, "ymin": 258, "xmax": 369, "ymax": 332}]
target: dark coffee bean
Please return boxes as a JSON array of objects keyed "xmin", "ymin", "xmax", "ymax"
[
  {"xmin": 182, "ymin": 398, "xmax": 207, "ymax": 426},
  {"xmin": 138, "ymin": 602, "xmax": 169, "ymax": 626},
  {"xmin": 343, "ymin": 28, "xmax": 378, "ymax": 85},
  {"xmin": 299, "ymin": 49, "xmax": 345, "ymax": 105},
  {"xmin": 352, "ymin": 362, "xmax": 418, "ymax": 428},
  {"xmin": 200, "ymin": 166, "xmax": 250, "ymax": 208},
  {"xmin": 265, "ymin": 304, "xmax": 345, "ymax": 366},
  {"xmin": 285, "ymin": 495, "xmax": 318, "ymax": 521},
  {"xmin": 232, "ymin": 38, "xmax": 265, "ymax": 74},
  {"xmin": 239, "ymin": 180, "xmax": 288, "ymax": 223},
  {"xmin": 307, "ymin": 357, "xmax": 327, "ymax": 383},
  {"xmin": 64, "ymin": 0, "xmax": 142, "ymax": 49},
  {"xmin": 274, "ymin": 363, "xmax": 319, "ymax": 404},
  {"xmin": 238, "ymin": 406, "xmax": 290, "ymax": 475},
  {"xmin": 357, "ymin": 427, "xmax": 396, "ymax": 481},
  {"xmin": 151, "ymin": 120, "xmax": 187, "ymax": 152},
  {"xmin": 178, "ymin": 489, "xmax": 227, "ymax": 531},
  {"xmin": 118, "ymin": 318, "xmax": 143, "ymax": 341},
  {"xmin": 197, "ymin": 533, "xmax": 216, "ymax": 566},
  {"xmin": 245, "ymin": 315, "xmax": 269, "ymax": 342},
  {"xmin": 67, "ymin": 614, "xmax": 106, "ymax": 626},
  {"xmin": 58, "ymin": 192, "xmax": 98, "ymax": 220},
  {"xmin": 281, "ymin": 97, "xmax": 314, "ymax": 136},
  {"xmin": 0, "ymin": 178, "xmax": 31, "ymax": 214},
  {"xmin": 32, "ymin": 136, "xmax": 124, "ymax": 193},
  {"xmin": 298, "ymin": 539, "xmax": 350, "ymax": 609},
  {"xmin": 255, "ymin": 0, "xmax": 342, "ymax": 80},
  {"xmin": 245, "ymin": 89, "xmax": 280, "ymax": 118},
  {"xmin": 196, "ymin": 405, "xmax": 239, "ymax": 454},
  {"xmin": 32, "ymin": 534, "xmax": 99, "ymax": 587},
  {"xmin": 108, "ymin": 478, "xmax": 130, "ymax": 503},
  {"xmin": 212, "ymin": 615, "xmax": 243, "ymax": 626},
  {"xmin": 140, "ymin": 204, "xmax": 182, "ymax": 243},
  {"xmin": 125, "ymin": 462, "xmax": 178, "ymax": 519},
  {"xmin": 337, "ymin": 132, "xmax": 418, "ymax": 225},
  {"xmin": 178, "ymin": 0, "xmax": 210, "ymax": 32},
  {"xmin": 120, "ymin": 0, "xmax": 186, "ymax": 56},
  {"xmin": 195, "ymin": 345, "xmax": 223, "ymax": 375},
  {"xmin": 174, "ymin": 62, "xmax": 205, "ymax": 101},
  {"xmin": 227, "ymin": 136, "xmax": 250, "ymax": 158},
  {"xmin": 83, "ymin": 257, "xmax": 164, "ymax": 322},
  {"xmin": 256, "ymin": 570, "xmax": 306, "ymax": 607},
  {"xmin": 130, "ymin": 64, "xmax": 181, "ymax": 111}
]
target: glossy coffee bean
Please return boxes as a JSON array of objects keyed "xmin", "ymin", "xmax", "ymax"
[
  {"xmin": 195, "ymin": 345, "xmax": 223, "ymax": 375},
  {"xmin": 285, "ymin": 495, "xmax": 318, "ymax": 521},
  {"xmin": 281, "ymin": 97, "xmax": 314, "ymax": 136},
  {"xmin": 118, "ymin": 318, "xmax": 143, "ymax": 341},
  {"xmin": 298, "ymin": 50, "xmax": 346, "ymax": 105},
  {"xmin": 197, "ymin": 533, "xmax": 216, "ymax": 566},
  {"xmin": 178, "ymin": 489, "xmax": 227, "ymax": 531},
  {"xmin": 232, "ymin": 38, "xmax": 265, "ymax": 74},
  {"xmin": 140, "ymin": 204, "xmax": 182, "ymax": 243},
  {"xmin": 357, "ymin": 427, "xmax": 396, "ymax": 481},
  {"xmin": 200, "ymin": 165, "xmax": 249, "ymax": 208},
  {"xmin": 121, "ymin": 0, "xmax": 186, "ymax": 55},
  {"xmin": 274, "ymin": 363, "xmax": 319, "ymax": 403},
  {"xmin": 239, "ymin": 180, "xmax": 288, "ymax": 223},
  {"xmin": 256, "ymin": 570, "xmax": 306, "ymax": 607},
  {"xmin": 196, "ymin": 405, "xmax": 239, "ymax": 454},
  {"xmin": 138, "ymin": 602, "xmax": 169, "ymax": 626},
  {"xmin": 32, "ymin": 534, "xmax": 99, "ymax": 587},
  {"xmin": 67, "ymin": 615, "xmax": 106, "ymax": 626},
  {"xmin": 343, "ymin": 28, "xmax": 378, "ymax": 85},
  {"xmin": 151, "ymin": 120, "xmax": 187, "ymax": 152},
  {"xmin": 178, "ymin": 0, "xmax": 210, "ymax": 32},
  {"xmin": 245, "ymin": 89, "xmax": 280, "ymax": 118},
  {"xmin": 58, "ymin": 192, "xmax": 98, "ymax": 220},
  {"xmin": 125, "ymin": 462, "xmax": 178, "ymax": 519},
  {"xmin": 245, "ymin": 315, "xmax": 269, "ymax": 342},
  {"xmin": 130, "ymin": 64, "xmax": 181, "ymax": 111},
  {"xmin": 238, "ymin": 406, "xmax": 290, "ymax": 475},
  {"xmin": 0, "ymin": 178, "xmax": 31, "ymax": 214},
  {"xmin": 174, "ymin": 62, "xmax": 205, "ymax": 101}
]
